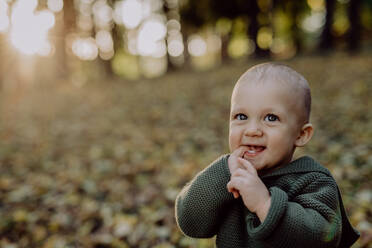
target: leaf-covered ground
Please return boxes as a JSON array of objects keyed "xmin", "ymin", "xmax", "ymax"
[{"xmin": 0, "ymin": 54, "xmax": 371, "ymax": 248}]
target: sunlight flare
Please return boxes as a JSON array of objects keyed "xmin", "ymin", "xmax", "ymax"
[
  {"xmin": 72, "ymin": 37, "xmax": 98, "ymax": 60},
  {"xmin": 168, "ymin": 39, "xmax": 184, "ymax": 57},
  {"xmin": 96, "ymin": 30, "xmax": 114, "ymax": 53},
  {"xmin": 137, "ymin": 18, "xmax": 167, "ymax": 57},
  {"xmin": 47, "ymin": 0, "xmax": 63, "ymax": 12},
  {"xmin": 0, "ymin": 0, "xmax": 9, "ymax": 33},
  {"xmin": 188, "ymin": 35, "xmax": 207, "ymax": 57},
  {"xmin": 121, "ymin": 0, "xmax": 143, "ymax": 29},
  {"xmin": 302, "ymin": 11, "xmax": 326, "ymax": 33},
  {"xmin": 10, "ymin": 0, "xmax": 55, "ymax": 56}
]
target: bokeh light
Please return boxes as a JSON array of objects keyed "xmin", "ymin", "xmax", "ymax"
[
  {"xmin": 0, "ymin": 0, "xmax": 9, "ymax": 33},
  {"xmin": 216, "ymin": 18, "xmax": 232, "ymax": 36},
  {"xmin": 93, "ymin": 0, "xmax": 113, "ymax": 29},
  {"xmin": 37, "ymin": 42, "xmax": 53, "ymax": 57},
  {"xmin": 167, "ymin": 19, "xmax": 181, "ymax": 32},
  {"xmin": 47, "ymin": 0, "xmax": 64, "ymax": 12},
  {"xmin": 332, "ymin": 8, "xmax": 350, "ymax": 36},
  {"xmin": 72, "ymin": 37, "xmax": 98, "ymax": 60},
  {"xmin": 140, "ymin": 56, "xmax": 167, "ymax": 78},
  {"xmin": 307, "ymin": 0, "xmax": 325, "ymax": 11},
  {"xmin": 207, "ymin": 34, "xmax": 222, "ymax": 53},
  {"xmin": 188, "ymin": 33, "xmax": 221, "ymax": 70},
  {"xmin": 228, "ymin": 35, "xmax": 254, "ymax": 58},
  {"xmin": 168, "ymin": 39, "xmax": 184, "ymax": 57},
  {"xmin": 96, "ymin": 30, "xmax": 115, "ymax": 60},
  {"xmin": 127, "ymin": 29, "xmax": 139, "ymax": 55},
  {"xmin": 121, "ymin": 0, "xmax": 144, "ymax": 29},
  {"xmin": 10, "ymin": 0, "xmax": 55, "ymax": 56},
  {"xmin": 77, "ymin": 14, "xmax": 94, "ymax": 31},
  {"xmin": 188, "ymin": 35, "xmax": 207, "ymax": 57},
  {"xmin": 96, "ymin": 30, "xmax": 114, "ymax": 53},
  {"xmin": 137, "ymin": 17, "xmax": 167, "ymax": 57},
  {"xmin": 36, "ymin": 10, "xmax": 56, "ymax": 30},
  {"xmin": 270, "ymin": 38, "xmax": 287, "ymax": 54},
  {"xmin": 112, "ymin": 50, "xmax": 140, "ymax": 79},
  {"xmin": 167, "ymin": 19, "xmax": 184, "ymax": 58},
  {"xmin": 270, "ymin": 38, "xmax": 296, "ymax": 58},
  {"xmin": 302, "ymin": 11, "xmax": 326, "ymax": 33},
  {"xmin": 257, "ymin": 27, "xmax": 273, "ymax": 49}
]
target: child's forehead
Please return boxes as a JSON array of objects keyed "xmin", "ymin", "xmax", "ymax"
[
  {"xmin": 236, "ymin": 68, "xmax": 302, "ymax": 90},
  {"xmin": 233, "ymin": 76, "xmax": 302, "ymax": 99},
  {"xmin": 232, "ymin": 80, "xmax": 297, "ymax": 108},
  {"xmin": 233, "ymin": 64, "xmax": 309, "ymax": 102}
]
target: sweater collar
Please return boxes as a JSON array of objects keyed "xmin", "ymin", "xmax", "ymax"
[{"xmin": 260, "ymin": 156, "xmax": 332, "ymax": 179}]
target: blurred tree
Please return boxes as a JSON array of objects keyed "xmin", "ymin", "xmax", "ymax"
[
  {"xmin": 108, "ymin": 23, "xmax": 122, "ymax": 76},
  {"xmin": 179, "ymin": 0, "xmax": 212, "ymax": 66},
  {"xmin": 0, "ymin": 34, "xmax": 4, "ymax": 86},
  {"xmin": 347, "ymin": 0, "xmax": 362, "ymax": 52},
  {"xmin": 54, "ymin": 0, "xmax": 76, "ymax": 79},
  {"xmin": 319, "ymin": 0, "xmax": 336, "ymax": 50},
  {"xmin": 180, "ymin": 0, "xmax": 212, "ymax": 32},
  {"xmin": 163, "ymin": 0, "xmax": 178, "ymax": 70},
  {"xmin": 210, "ymin": 0, "xmax": 240, "ymax": 61},
  {"xmin": 247, "ymin": 0, "xmax": 270, "ymax": 57},
  {"xmin": 211, "ymin": 0, "xmax": 243, "ymax": 61},
  {"xmin": 211, "ymin": 0, "xmax": 271, "ymax": 57},
  {"xmin": 93, "ymin": 0, "xmax": 115, "ymax": 78},
  {"xmin": 181, "ymin": 0, "xmax": 271, "ymax": 60},
  {"xmin": 279, "ymin": 0, "xmax": 306, "ymax": 53},
  {"xmin": 216, "ymin": 18, "xmax": 233, "ymax": 61},
  {"xmin": 0, "ymin": 1, "xmax": 23, "ymax": 91}
]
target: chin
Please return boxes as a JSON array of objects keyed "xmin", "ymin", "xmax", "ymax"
[{"xmin": 247, "ymin": 160, "xmax": 265, "ymax": 171}]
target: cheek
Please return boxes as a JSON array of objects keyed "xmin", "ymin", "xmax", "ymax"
[
  {"xmin": 268, "ymin": 128, "xmax": 297, "ymax": 149},
  {"xmin": 228, "ymin": 126, "xmax": 240, "ymax": 151}
]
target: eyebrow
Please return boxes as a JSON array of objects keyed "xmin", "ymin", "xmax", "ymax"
[
  {"xmin": 230, "ymin": 106, "xmax": 248, "ymax": 115},
  {"xmin": 231, "ymin": 105, "xmax": 283, "ymax": 113},
  {"xmin": 230, "ymin": 106, "xmax": 287, "ymax": 120},
  {"xmin": 261, "ymin": 107, "xmax": 283, "ymax": 114}
]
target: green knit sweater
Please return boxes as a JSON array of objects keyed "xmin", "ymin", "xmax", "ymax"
[{"xmin": 175, "ymin": 155, "xmax": 359, "ymax": 248}]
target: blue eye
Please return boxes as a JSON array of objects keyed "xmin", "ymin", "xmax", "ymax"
[
  {"xmin": 235, "ymin": 113, "xmax": 248, "ymax": 120},
  {"xmin": 265, "ymin": 114, "xmax": 279, "ymax": 122}
]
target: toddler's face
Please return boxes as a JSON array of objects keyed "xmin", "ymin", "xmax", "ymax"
[{"xmin": 229, "ymin": 80, "xmax": 305, "ymax": 173}]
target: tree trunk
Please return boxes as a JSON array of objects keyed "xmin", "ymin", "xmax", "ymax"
[
  {"xmin": 220, "ymin": 30, "xmax": 232, "ymax": 62},
  {"xmin": 55, "ymin": 0, "xmax": 76, "ymax": 79},
  {"xmin": 247, "ymin": 0, "xmax": 270, "ymax": 58},
  {"xmin": 0, "ymin": 34, "xmax": 4, "ymax": 88},
  {"xmin": 319, "ymin": 0, "xmax": 335, "ymax": 50},
  {"xmin": 288, "ymin": 1, "xmax": 302, "ymax": 53},
  {"xmin": 348, "ymin": 0, "xmax": 361, "ymax": 52}
]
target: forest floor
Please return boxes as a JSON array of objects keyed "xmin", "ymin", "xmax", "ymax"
[{"xmin": 0, "ymin": 53, "xmax": 371, "ymax": 248}]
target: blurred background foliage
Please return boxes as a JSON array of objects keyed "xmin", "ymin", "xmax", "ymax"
[
  {"xmin": 0, "ymin": 0, "xmax": 372, "ymax": 81},
  {"xmin": 0, "ymin": 0, "xmax": 371, "ymax": 247}
]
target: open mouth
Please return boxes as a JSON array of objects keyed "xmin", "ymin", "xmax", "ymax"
[{"xmin": 243, "ymin": 145, "xmax": 266, "ymax": 157}]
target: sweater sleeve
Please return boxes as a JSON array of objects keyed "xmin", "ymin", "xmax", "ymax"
[
  {"xmin": 246, "ymin": 174, "xmax": 342, "ymax": 248},
  {"xmin": 175, "ymin": 155, "xmax": 235, "ymax": 238}
]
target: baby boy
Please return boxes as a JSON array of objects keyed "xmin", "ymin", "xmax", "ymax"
[{"xmin": 175, "ymin": 63, "xmax": 359, "ymax": 248}]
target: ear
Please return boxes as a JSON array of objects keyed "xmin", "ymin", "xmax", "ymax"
[{"xmin": 295, "ymin": 123, "xmax": 314, "ymax": 147}]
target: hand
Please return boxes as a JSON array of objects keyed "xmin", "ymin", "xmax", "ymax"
[
  {"xmin": 228, "ymin": 147, "xmax": 246, "ymax": 198},
  {"xmin": 227, "ymin": 157, "xmax": 271, "ymax": 222}
]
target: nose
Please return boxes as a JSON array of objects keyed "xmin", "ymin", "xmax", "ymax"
[{"xmin": 243, "ymin": 120, "xmax": 263, "ymax": 137}]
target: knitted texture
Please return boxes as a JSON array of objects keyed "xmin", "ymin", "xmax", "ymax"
[{"xmin": 175, "ymin": 155, "xmax": 359, "ymax": 248}]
